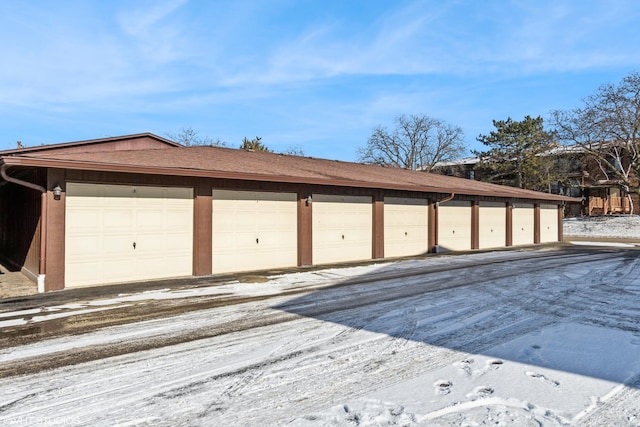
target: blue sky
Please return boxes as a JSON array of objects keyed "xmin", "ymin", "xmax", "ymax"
[{"xmin": 1, "ymin": 1, "xmax": 639, "ymax": 161}]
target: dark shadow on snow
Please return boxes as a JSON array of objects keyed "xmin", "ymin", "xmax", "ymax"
[{"xmin": 273, "ymin": 245, "xmax": 640, "ymax": 388}]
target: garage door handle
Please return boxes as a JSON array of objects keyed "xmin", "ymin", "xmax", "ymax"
[{"xmin": 133, "ymin": 242, "xmax": 136, "ymax": 249}]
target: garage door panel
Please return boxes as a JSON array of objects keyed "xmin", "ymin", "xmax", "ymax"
[
  {"xmin": 212, "ymin": 190, "xmax": 298, "ymax": 274},
  {"xmin": 512, "ymin": 204, "xmax": 534, "ymax": 245},
  {"xmin": 68, "ymin": 262, "xmax": 100, "ymax": 285},
  {"xmin": 384, "ymin": 197, "xmax": 429, "ymax": 258},
  {"xmin": 66, "ymin": 209, "xmax": 101, "ymax": 231},
  {"xmin": 136, "ymin": 253, "xmax": 190, "ymax": 279},
  {"xmin": 136, "ymin": 209, "xmax": 164, "ymax": 228},
  {"xmin": 102, "ymin": 233, "xmax": 131, "ymax": 254},
  {"xmin": 438, "ymin": 201, "xmax": 472, "ymax": 251},
  {"xmin": 258, "ymin": 229, "xmax": 296, "ymax": 244},
  {"xmin": 104, "ymin": 208, "xmax": 135, "ymax": 229},
  {"xmin": 343, "ymin": 211, "xmax": 368, "ymax": 228},
  {"xmin": 66, "ymin": 235, "xmax": 101, "ymax": 257},
  {"xmin": 540, "ymin": 204, "xmax": 559, "ymax": 243},
  {"xmin": 136, "ymin": 233, "xmax": 165, "ymax": 251},
  {"xmin": 103, "ymin": 257, "xmax": 136, "ymax": 273},
  {"xmin": 214, "ymin": 210, "xmax": 242, "ymax": 229},
  {"xmin": 312, "ymin": 195, "xmax": 372, "ymax": 265},
  {"xmin": 166, "ymin": 209, "xmax": 192, "ymax": 228},
  {"xmin": 65, "ymin": 183, "xmax": 193, "ymax": 288},
  {"xmin": 479, "ymin": 202, "xmax": 506, "ymax": 249}
]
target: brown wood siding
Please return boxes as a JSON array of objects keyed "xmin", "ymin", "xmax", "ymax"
[
  {"xmin": 557, "ymin": 205, "xmax": 564, "ymax": 241},
  {"xmin": 2, "ymin": 135, "xmax": 177, "ymax": 156},
  {"xmin": 0, "ymin": 168, "xmax": 44, "ymax": 279},
  {"xmin": 65, "ymin": 170, "xmax": 198, "ymax": 187},
  {"xmin": 297, "ymin": 190, "xmax": 313, "ymax": 266},
  {"xmin": 194, "ymin": 178, "xmax": 212, "ymax": 276},
  {"xmin": 428, "ymin": 199, "xmax": 436, "ymax": 253},
  {"xmin": 372, "ymin": 193, "xmax": 384, "ymax": 259},
  {"xmin": 44, "ymin": 168, "xmax": 67, "ymax": 291},
  {"xmin": 534, "ymin": 204, "xmax": 541, "ymax": 244},
  {"xmin": 506, "ymin": 202, "xmax": 513, "ymax": 246},
  {"xmin": 48, "ymin": 137, "xmax": 175, "ymax": 153},
  {"xmin": 471, "ymin": 199, "xmax": 480, "ymax": 250}
]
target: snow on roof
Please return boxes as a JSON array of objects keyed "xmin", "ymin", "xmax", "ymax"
[{"xmin": 432, "ymin": 157, "xmax": 481, "ymax": 167}]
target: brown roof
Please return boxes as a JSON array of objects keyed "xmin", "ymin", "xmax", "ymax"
[{"xmin": 0, "ymin": 135, "xmax": 576, "ymax": 202}]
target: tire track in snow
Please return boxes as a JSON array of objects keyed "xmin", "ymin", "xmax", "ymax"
[{"xmin": 2, "ymin": 248, "xmax": 639, "ymax": 425}]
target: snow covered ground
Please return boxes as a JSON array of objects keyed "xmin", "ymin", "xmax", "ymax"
[
  {"xmin": 564, "ymin": 214, "xmax": 640, "ymax": 240},
  {"xmin": 0, "ymin": 219, "xmax": 639, "ymax": 426}
]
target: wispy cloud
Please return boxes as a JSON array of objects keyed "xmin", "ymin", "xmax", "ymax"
[
  {"xmin": 1, "ymin": 0, "xmax": 639, "ymax": 157},
  {"xmin": 116, "ymin": 0, "xmax": 191, "ymax": 64},
  {"xmin": 218, "ymin": 2, "xmax": 451, "ymax": 86},
  {"xmin": 0, "ymin": 2, "xmax": 200, "ymax": 111},
  {"xmin": 215, "ymin": 0, "xmax": 640, "ymax": 88}
]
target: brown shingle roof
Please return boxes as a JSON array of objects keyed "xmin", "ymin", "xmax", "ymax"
[{"xmin": 1, "ymin": 141, "xmax": 575, "ymax": 202}]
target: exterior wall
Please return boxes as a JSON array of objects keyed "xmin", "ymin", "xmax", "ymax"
[
  {"xmin": 44, "ymin": 168, "xmax": 67, "ymax": 291},
  {"xmin": 297, "ymin": 189, "xmax": 313, "ymax": 266},
  {"xmin": 478, "ymin": 201, "xmax": 507, "ymax": 249},
  {"xmin": 0, "ymin": 135, "xmax": 178, "ymax": 156},
  {"xmin": 37, "ymin": 137, "xmax": 175, "ymax": 154},
  {"xmin": 15, "ymin": 167, "xmax": 567, "ymax": 292},
  {"xmin": 194, "ymin": 178, "xmax": 212, "ymax": 276},
  {"xmin": 372, "ymin": 193, "xmax": 384, "ymax": 259}
]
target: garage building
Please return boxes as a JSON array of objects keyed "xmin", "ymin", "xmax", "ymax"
[{"xmin": 0, "ymin": 134, "xmax": 576, "ymax": 292}]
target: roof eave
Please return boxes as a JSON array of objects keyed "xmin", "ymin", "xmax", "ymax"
[{"xmin": 0, "ymin": 156, "xmax": 577, "ymax": 203}]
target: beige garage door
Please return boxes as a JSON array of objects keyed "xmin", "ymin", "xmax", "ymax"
[
  {"xmin": 540, "ymin": 204, "xmax": 559, "ymax": 243},
  {"xmin": 437, "ymin": 200, "xmax": 472, "ymax": 251},
  {"xmin": 312, "ymin": 194, "xmax": 372, "ymax": 265},
  {"xmin": 479, "ymin": 201, "xmax": 507, "ymax": 249},
  {"xmin": 212, "ymin": 190, "xmax": 298, "ymax": 274},
  {"xmin": 65, "ymin": 183, "xmax": 194, "ymax": 287},
  {"xmin": 384, "ymin": 197, "xmax": 429, "ymax": 258},
  {"xmin": 512, "ymin": 203, "xmax": 535, "ymax": 245}
]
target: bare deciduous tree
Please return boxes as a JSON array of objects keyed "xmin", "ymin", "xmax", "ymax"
[
  {"xmin": 282, "ymin": 144, "xmax": 305, "ymax": 156},
  {"xmin": 166, "ymin": 127, "xmax": 226, "ymax": 147},
  {"xmin": 358, "ymin": 114, "xmax": 466, "ymax": 171}
]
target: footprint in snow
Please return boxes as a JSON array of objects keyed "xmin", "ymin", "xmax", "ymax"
[
  {"xmin": 453, "ymin": 358, "xmax": 474, "ymax": 376},
  {"xmin": 487, "ymin": 359, "xmax": 504, "ymax": 370},
  {"xmin": 434, "ymin": 380, "xmax": 453, "ymax": 395},
  {"xmin": 467, "ymin": 386, "xmax": 494, "ymax": 399},
  {"xmin": 526, "ymin": 371, "xmax": 560, "ymax": 387}
]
